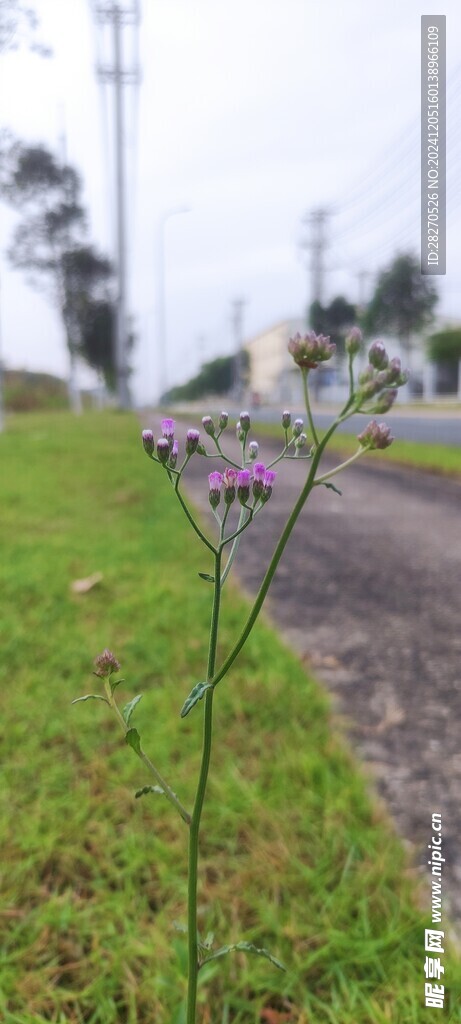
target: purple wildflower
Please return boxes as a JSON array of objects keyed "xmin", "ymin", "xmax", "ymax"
[
  {"xmin": 281, "ymin": 410, "xmax": 291, "ymax": 429},
  {"xmin": 237, "ymin": 469, "xmax": 250, "ymax": 505},
  {"xmin": 357, "ymin": 420, "xmax": 394, "ymax": 451},
  {"xmin": 288, "ymin": 331, "xmax": 336, "ymax": 369},
  {"xmin": 208, "ymin": 471, "xmax": 223, "ymax": 508},
  {"xmin": 345, "ymin": 326, "xmax": 363, "ymax": 355},
  {"xmin": 202, "ymin": 415, "xmax": 215, "ymax": 437},
  {"xmin": 253, "ymin": 462, "xmax": 266, "ymax": 499},
  {"xmin": 161, "ymin": 418, "xmax": 175, "ymax": 438},
  {"xmin": 292, "ymin": 418, "xmax": 304, "ymax": 437},
  {"xmin": 261, "ymin": 469, "xmax": 276, "ymax": 503},
  {"xmin": 185, "ymin": 428, "xmax": 200, "ymax": 455},
  {"xmin": 157, "ymin": 437, "xmax": 170, "ymax": 464},
  {"xmin": 94, "ymin": 649, "xmax": 120, "ymax": 678},
  {"xmin": 223, "ymin": 467, "xmax": 238, "ymax": 504},
  {"xmin": 142, "ymin": 429, "xmax": 155, "ymax": 456},
  {"xmin": 239, "ymin": 411, "xmax": 251, "ymax": 433},
  {"xmin": 169, "ymin": 439, "xmax": 179, "ymax": 468},
  {"xmin": 219, "ymin": 411, "xmax": 229, "ymax": 430},
  {"xmin": 368, "ymin": 340, "xmax": 389, "ymax": 370}
]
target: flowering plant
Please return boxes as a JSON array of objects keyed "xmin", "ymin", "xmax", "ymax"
[{"xmin": 73, "ymin": 329, "xmax": 408, "ymax": 1022}]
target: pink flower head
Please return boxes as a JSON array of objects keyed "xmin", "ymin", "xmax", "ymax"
[
  {"xmin": 253, "ymin": 462, "xmax": 266, "ymax": 499},
  {"xmin": 94, "ymin": 648, "xmax": 120, "ymax": 678},
  {"xmin": 357, "ymin": 420, "xmax": 394, "ymax": 451},
  {"xmin": 169, "ymin": 439, "xmax": 179, "ymax": 468},
  {"xmin": 202, "ymin": 415, "xmax": 215, "ymax": 437},
  {"xmin": 185, "ymin": 428, "xmax": 200, "ymax": 455},
  {"xmin": 208, "ymin": 471, "xmax": 223, "ymax": 509},
  {"xmin": 345, "ymin": 326, "xmax": 363, "ymax": 356},
  {"xmin": 157, "ymin": 437, "xmax": 170, "ymax": 464},
  {"xmin": 288, "ymin": 331, "xmax": 336, "ymax": 369},
  {"xmin": 142, "ymin": 429, "xmax": 154, "ymax": 455},
  {"xmin": 223, "ymin": 467, "xmax": 238, "ymax": 505},
  {"xmin": 161, "ymin": 418, "xmax": 175, "ymax": 438},
  {"xmin": 261, "ymin": 469, "xmax": 276, "ymax": 503},
  {"xmin": 237, "ymin": 469, "xmax": 250, "ymax": 505}
]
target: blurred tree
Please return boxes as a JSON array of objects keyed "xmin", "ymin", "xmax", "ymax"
[
  {"xmin": 309, "ymin": 295, "xmax": 357, "ymax": 357},
  {"xmin": 427, "ymin": 328, "xmax": 461, "ymax": 395},
  {"xmin": 363, "ymin": 253, "xmax": 438, "ymax": 355},
  {"xmin": 165, "ymin": 352, "xmax": 249, "ymax": 403},
  {"xmin": 0, "ymin": 0, "xmax": 51, "ymax": 55},
  {"xmin": 2, "ymin": 142, "xmax": 116, "ymax": 409}
]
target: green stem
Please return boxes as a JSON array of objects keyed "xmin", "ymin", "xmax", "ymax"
[
  {"xmin": 186, "ymin": 549, "xmax": 222, "ymax": 1024},
  {"xmin": 174, "ymin": 479, "xmax": 217, "ymax": 555},
  {"xmin": 210, "ymin": 416, "xmax": 341, "ymax": 690},
  {"xmin": 302, "ymin": 369, "xmax": 320, "ymax": 448},
  {"xmin": 103, "ymin": 681, "xmax": 190, "ymax": 825},
  {"xmin": 314, "ymin": 446, "xmax": 365, "ymax": 485}
]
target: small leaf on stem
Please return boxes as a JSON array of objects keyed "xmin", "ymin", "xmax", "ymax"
[
  {"xmin": 200, "ymin": 941, "xmax": 285, "ymax": 971},
  {"xmin": 122, "ymin": 694, "xmax": 143, "ymax": 726},
  {"xmin": 135, "ymin": 784, "xmax": 165, "ymax": 799},
  {"xmin": 71, "ymin": 693, "xmax": 109, "ymax": 705},
  {"xmin": 323, "ymin": 481, "xmax": 342, "ymax": 496},
  {"xmin": 198, "ymin": 572, "xmax": 215, "ymax": 583},
  {"xmin": 125, "ymin": 727, "xmax": 141, "ymax": 754},
  {"xmin": 180, "ymin": 681, "xmax": 212, "ymax": 718}
]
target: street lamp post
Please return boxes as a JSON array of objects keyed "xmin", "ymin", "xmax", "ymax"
[{"xmin": 157, "ymin": 206, "xmax": 190, "ymax": 402}]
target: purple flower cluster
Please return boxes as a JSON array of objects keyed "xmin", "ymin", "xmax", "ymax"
[
  {"xmin": 94, "ymin": 648, "xmax": 120, "ymax": 678},
  {"xmin": 357, "ymin": 420, "xmax": 394, "ymax": 450},
  {"xmin": 208, "ymin": 464, "xmax": 276, "ymax": 509},
  {"xmin": 357, "ymin": 342, "xmax": 409, "ymax": 409},
  {"xmin": 288, "ymin": 331, "xmax": 336, "ymax": 369},
  {"xmin": 142, "ymin": 420, "xmax": 204, "ymax": 467}
]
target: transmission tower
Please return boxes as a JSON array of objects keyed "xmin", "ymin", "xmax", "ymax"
[
  {"xmin": 301, "ymin": 207, "xmax": 332, "ymax": 309},
  {"xmin": 93, "ymin": 1, "xmax": 140, "ymax": 409}
]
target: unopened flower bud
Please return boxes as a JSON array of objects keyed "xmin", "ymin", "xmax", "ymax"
[
  {"xmin": 239, "ymin": 411, "xmax": 251, "ymax": 433},
  {"xmin": 236, "ymin": 421, "xmax": 245, "ymax": 442},
  {"xmin": 345, "ymin": 326, "xmax": 363, "ymax": 355},
  {"xmin": 372, "ymin": 389, "xmax": 398, "ymax": 414},
  {"xmin": 295, "ymin": 432, "xmax": 307, "ymax": 449},
  {"xmin": 292, "ymin": 418, "xmax": 304, "ymax": 437},
  {"xmin": 248, "ymin": 441, "xmax": 259, "ymax": 460},
  {"xmin": 142, "ymin": 429, "xmax": 155, "ymax": 455},
  {"xmin": 202, "ymin": 415, "xmax": 215, "ymax": 437},
  {"xmin": 157, "ymin": 437, "xmax": 170, "ymax": 464},
  {"xmin": 94, "ymin": 648, "xmax": 120, "ymax": 678},
  {"xmin": 252, "ymin": 462, "xmax": 266, "ymax": 500},
  {"xmin": 185, "ymin": 428, "xmax": 200, "ymax": 455},
  {"xmin": 368, "ymin": 340, "xmax": 389, "ymax": 370},
  {"xmin": 288, "ymin": 331, "xmax": 336, "ymax": 369},
  {"xmin": 223, "ymin": 467, "xmax": 238, "ymax": 504},
  {"xmin": 261, "ymin": 469, "xmax": 276, "ymax": 503},
  {"xmin": 357, "ymin": 419, "xmax": 394, "ymax": 450},
  {"xmin": 169, "ymin": 439, "xmax": 179, "ymax": 468},
  {"xmin": 281, "ymin": 410, "xmax": 291, "ymax": 429},
  {"xmin": 237, "ymin": 469, "xmax": 250, "ymax": 505},
  {"xmin": 208, "ymin": 471, "xmax": 223, "ymax": 508},
  {"xmin": 218, "ymin": 411, "xmax": 229, "ymax": 430}
]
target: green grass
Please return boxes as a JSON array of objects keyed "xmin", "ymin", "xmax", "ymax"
[
  {"xmin": 1, "ymin": 411, "xmax": 460, "ymax": 1024},
  {"xmin": 251, "ymin": 419, "xmax": 461, "ymax": 478}
]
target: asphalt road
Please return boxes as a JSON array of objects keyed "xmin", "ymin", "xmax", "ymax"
[{"xmin": 182, "ymin": 434, "xmax": 461, "ymax": 930}]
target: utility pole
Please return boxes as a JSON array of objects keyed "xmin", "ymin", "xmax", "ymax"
[
  {"xmin": 301, "ymin": 207, "xmax": 331, "ymax": 309},
  {"xmin": 231, "ymin": 297, "xmax": 246, "ymax": 401},
  {"xmin": 94, "ymin": 2, "xmax": 140, "ymax": 409},
  {"xmin": 355, "ymin": 269, "xmax": 371, "ymax": 309}
]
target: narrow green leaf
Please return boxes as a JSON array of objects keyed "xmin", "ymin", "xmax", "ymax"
[
  {"xmin": 180, "ymin": 681, "xmax": 212, "ymax": 719},
  {"xmin": 71, "ymin": 693, "xmax": 109, "ymax": 705},
  {"xmin": 198, "ymin": 572, "xmax": 215, "ymax": 583},
  {"xmin": 198, "ymin": 931, "xmax": 214, "ymax": 951},
  {"xmin": 125, "ymin": 727, "xmax": 141, "ymax": 755},
  {"xmin": 200, "ymin": 941, "xmax": 285, "ymax": 971},
  {"xmin": 135, "ymin": 784, "xmax": 164, "ymax": 799},
  {"xmin": 109, "ymin": 676, "xmax": 124, "ymax": 695},
  {"xmin": 122, "ymin": 693, "xmax": 143, "ymax": 726}
]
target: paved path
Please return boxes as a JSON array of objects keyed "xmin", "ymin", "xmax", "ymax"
[{"xmin": 180, "ymin": 432, "xmax": 461, "ymax": 929}]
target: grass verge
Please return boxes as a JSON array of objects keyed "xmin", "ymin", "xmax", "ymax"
[{"xmin": 1, "ymin": 411, "xmax": 460, "ymax": 1024}]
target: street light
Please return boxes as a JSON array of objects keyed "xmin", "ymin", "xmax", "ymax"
[{"xmin": 157, "ymin": 205, "xmax": 190, "ymax": 402}]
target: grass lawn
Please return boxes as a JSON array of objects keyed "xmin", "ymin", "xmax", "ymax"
[{"xmin": 1, "ymin": 411, "xmax": 460, "ymax": 1023}]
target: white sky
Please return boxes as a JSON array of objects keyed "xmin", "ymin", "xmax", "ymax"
[{"xmin": 1, "ymin": 0, "xmax": 460, "ymax": 403}]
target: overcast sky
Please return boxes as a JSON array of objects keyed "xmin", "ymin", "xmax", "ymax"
[{"xmin": 1, "ymin": 0, "xmax": 460, "ymax": 403}]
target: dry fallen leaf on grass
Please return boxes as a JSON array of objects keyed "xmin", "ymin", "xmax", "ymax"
[{"xmin": 70, "ymin": 572, "xmax": 103, "ymax": 594}]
